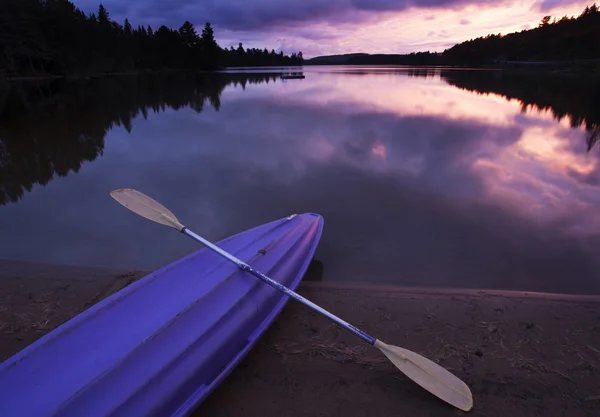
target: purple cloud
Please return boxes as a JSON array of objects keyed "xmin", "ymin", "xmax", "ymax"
[
  {"xmin": 426, "ymin": 29, "xmax": 450, "ymax": 38},
  {"xmin": 72, "ymin": 0, "xmax": 504, "ymax": 32},
  {"xmin": 460, "ymin": 18, "xmax": 470, "ymax": 24},
  {"xmin": 534, "ymin": 0, "xmax": 586, "ymax": 13},
  {"xmin": 567, "ymin": 168, "xmax": 600, "ymax": 187}
]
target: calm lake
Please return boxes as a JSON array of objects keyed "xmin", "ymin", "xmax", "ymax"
[{"xmin": 1, "ymin": 66, "xmax": 599, "ymax": 295}]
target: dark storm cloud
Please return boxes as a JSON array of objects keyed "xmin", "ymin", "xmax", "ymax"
[{"xmin": 73, "ymin": 0, "xmax": 504, "ymax": 31}]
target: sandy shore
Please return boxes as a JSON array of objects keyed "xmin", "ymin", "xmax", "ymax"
[{"xmin": 1, "ymin": 259, "xmax": 599, "ymax": 416}]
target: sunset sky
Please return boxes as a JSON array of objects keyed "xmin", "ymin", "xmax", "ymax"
[{"xmin": 73, "ymin": 0, "xmax": 592, "ymax": 57}]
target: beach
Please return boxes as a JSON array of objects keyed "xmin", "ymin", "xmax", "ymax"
[{"xmin": 1, "ymin": 259, "xmax": 599, "ymax": 416}]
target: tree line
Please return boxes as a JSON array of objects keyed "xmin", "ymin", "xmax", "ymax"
[
  {"xmin": 346, "ymin": 52, "xmax": 442, "ymax": 66},
  {"xmin": 225, "ymin": 44, "xmax": 303, "ymax": 67},
  {"xmin": 304, "ymin": 52, "xmax": 442, "ymax": 66},
  {"xmin": 0, "ymin": 0, "xmax": 303, "ymax": 79},
  {"xmin": 443, "ymin": 4, "xmax": 600, "ymax": 66}
]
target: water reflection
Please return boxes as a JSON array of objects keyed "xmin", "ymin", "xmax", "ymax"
[
  {"xmin": 1, "ymin": 68, "xmax": 599, "ymax": 295},
  {"xmin": 0, "ymin": 73, "xmax": 279, "ymax": 205},
  {"xmin": 440, "ymin": 69, "xmax": 600, "ymax": 150}
]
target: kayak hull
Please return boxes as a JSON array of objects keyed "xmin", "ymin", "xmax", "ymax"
[{"xmin": 0, "ymin": 213, "xmax": 324, "ymax": 417}]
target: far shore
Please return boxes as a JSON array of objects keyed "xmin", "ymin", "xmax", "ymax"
[
  {"xmin": 2, "ymin": 68, "xmax": 220, "ymax": 83},
  {"xmin": 1, "ymin": 258, "xmax": 599, "ymax": 416},
  {"xmin": 3, "ymin": 62, "xmax": 599, "ymax": 84}
]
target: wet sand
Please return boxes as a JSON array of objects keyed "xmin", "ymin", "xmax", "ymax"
[{"xmin": 1, "ymin": 259, "xmax": 600, "ymax": 416}]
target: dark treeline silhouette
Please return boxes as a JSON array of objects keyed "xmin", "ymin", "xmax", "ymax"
[
  {"xmin": 0, "ymin": 0, "xmax": 302, "ymax": 79},
  {"xmin": 224, "ymin": 44, "xmax": 303, "ymax": 66},
  {"xmin": 0, "ymin": 72, "xmax": 279, "ymax": 205},
  {"xmin": 347, "ymin": 52, "xmax": 442, "ymax": 66},
  {"xmin": 443, "ymin": 4, "xmax": 600, "ymax": 66},
  {"xmin": 305, "ymin": 52, "xmax": 442, "ymax": 66},
  {"xmin": 440, "ymin": 69, "xmax": 600, "ymax": 150}
]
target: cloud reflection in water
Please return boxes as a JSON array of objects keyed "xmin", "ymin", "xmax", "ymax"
[{"xmin": 0, "ymin": 69, "xmax": 598, "ymax": 294}]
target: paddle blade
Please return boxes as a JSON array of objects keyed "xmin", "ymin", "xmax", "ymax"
[
  {"xmin": 374, "ymin": 339, "xmax": 473, "ymax": 412},
  {"xmin": 110, "ymin": 188, "xmax": 185, "ymax": 231}
]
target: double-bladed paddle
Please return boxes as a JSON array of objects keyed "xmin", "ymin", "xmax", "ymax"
[{"xmin": 110, "ymin": 188, "xmax": 473, "ymax": 412}]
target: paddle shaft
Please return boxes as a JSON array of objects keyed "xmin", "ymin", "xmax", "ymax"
[
  {"xmin": 110, "ymin": 189, "xmax": 473, "ymax": 411},
  {"xmin": 182, "ymin": 227, "xmax": 377, "ymax": 345}
]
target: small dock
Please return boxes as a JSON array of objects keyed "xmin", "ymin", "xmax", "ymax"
[{"xmin": 281, "ymin": 72, "xmax": 306, "ymax": 79}]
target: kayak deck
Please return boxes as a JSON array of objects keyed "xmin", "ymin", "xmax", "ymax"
[{"xmin": 0, "ymin": 213, "xmax": 324, "ymax": 417}]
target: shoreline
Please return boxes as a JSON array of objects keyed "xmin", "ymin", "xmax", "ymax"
[
  {"xmin": 2, "ymin": 258, "xmax": 598, "ymax": 301},
  {"xmin": 1, "ymin": 259, "xmax": 599, "ymax": 415},
  {"xmin": 3, "ymin": 63, "xmax": 598, "ymax": 84},
  {"xmin": 2, "ymin": 68, "xmax": 225, "ymax": 83},
  {"xmin": 301, "ymin": 281, "xmax": 600, "ymax": 303}
]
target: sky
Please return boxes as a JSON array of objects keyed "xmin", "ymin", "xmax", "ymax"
[{"xmin": 71, "ymin": 0, "xmax": 592, "ymax": 57}]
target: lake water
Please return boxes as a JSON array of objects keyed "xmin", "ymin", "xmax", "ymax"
[{"xmin": 1, "ymin": 66, "xmax": 599, "ymax": 295}]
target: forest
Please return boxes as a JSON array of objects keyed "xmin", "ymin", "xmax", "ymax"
[
  {"xmin": 0, "ymin": 0, "xmax": 303, "ymax": 79},
  {"xmin": 346, "ymin": 52, "xmax": 442, "ymax": 66},
  {"xmin": 443, "ymin": 4, "xmax": 600, "ymax": 65},
  {"xmin": 304, "ymin": 52, "xmax": 442, "ymax": 66}
]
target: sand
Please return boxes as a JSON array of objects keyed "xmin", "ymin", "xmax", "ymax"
[{"xmin": 1, "ymin": 259, "xmax": 599, "ymax": 416}]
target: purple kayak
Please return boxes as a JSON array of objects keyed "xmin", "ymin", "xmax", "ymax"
[{"xmin": 0, "ymin": 213, "xmax": 323, "ymax": 417}]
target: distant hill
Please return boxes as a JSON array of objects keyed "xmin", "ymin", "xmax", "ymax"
[
  {"xmin": 305, "ymin": 52, "xmax": 442, "ymax": 66},
  {"xmin": 304, "ymin": 53, "xmax": 369, "ymax": 65}
]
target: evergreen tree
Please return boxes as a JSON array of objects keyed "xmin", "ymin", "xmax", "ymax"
[
  {"xmin": 179, "ymin": 21, "xmax": 198, "ymax": 48},
  {"xmin": 124, "ymin": 18, "xmax": 132, "ymax": 36},
  {"xmin": 199, "ymin": 22, "xmax": 220, "ymax": 68},
  {"xmin": 97, "ymin": 4, "xmax": 109, "ymax": 26}
]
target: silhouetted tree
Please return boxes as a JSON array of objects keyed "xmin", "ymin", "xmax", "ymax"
[
  {"xmin": 124, "ymin": 18, "xmax": 132, "ymax": 36},
  {"xmin": 97, "ymin": 4, "xmax": 109, "ymax": 25},
  {"xmin": 199, "ymin": 22, "xmax": 220, "ymax": 68},
  {"xmin": 179, "ymin": 21, "xmax": 198, "ymax": 48},
  {"xmin": 539, "ymin": 16, "xmax": 552, "ymax": 27}
]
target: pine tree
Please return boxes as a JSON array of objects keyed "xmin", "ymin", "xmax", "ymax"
[
  {"xmin": 179, "ymin": 21, "xmax": 198, "ymax": 48},
  {"xmin": 97, "ymin": 4, "xmax": 109, "ymax": 26},
  {"xmin": 124, "ymin": 18, "xmax": 132, "ymax": 36}
]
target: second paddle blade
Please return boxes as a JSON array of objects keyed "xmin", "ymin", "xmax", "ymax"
[
  {"xmin": 374, "ymin": 339, "xmax": 473, "ymax": 412},
  {"xmin": 110, "ymin": 188, "xmax": 185, "ymax": 231}
]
